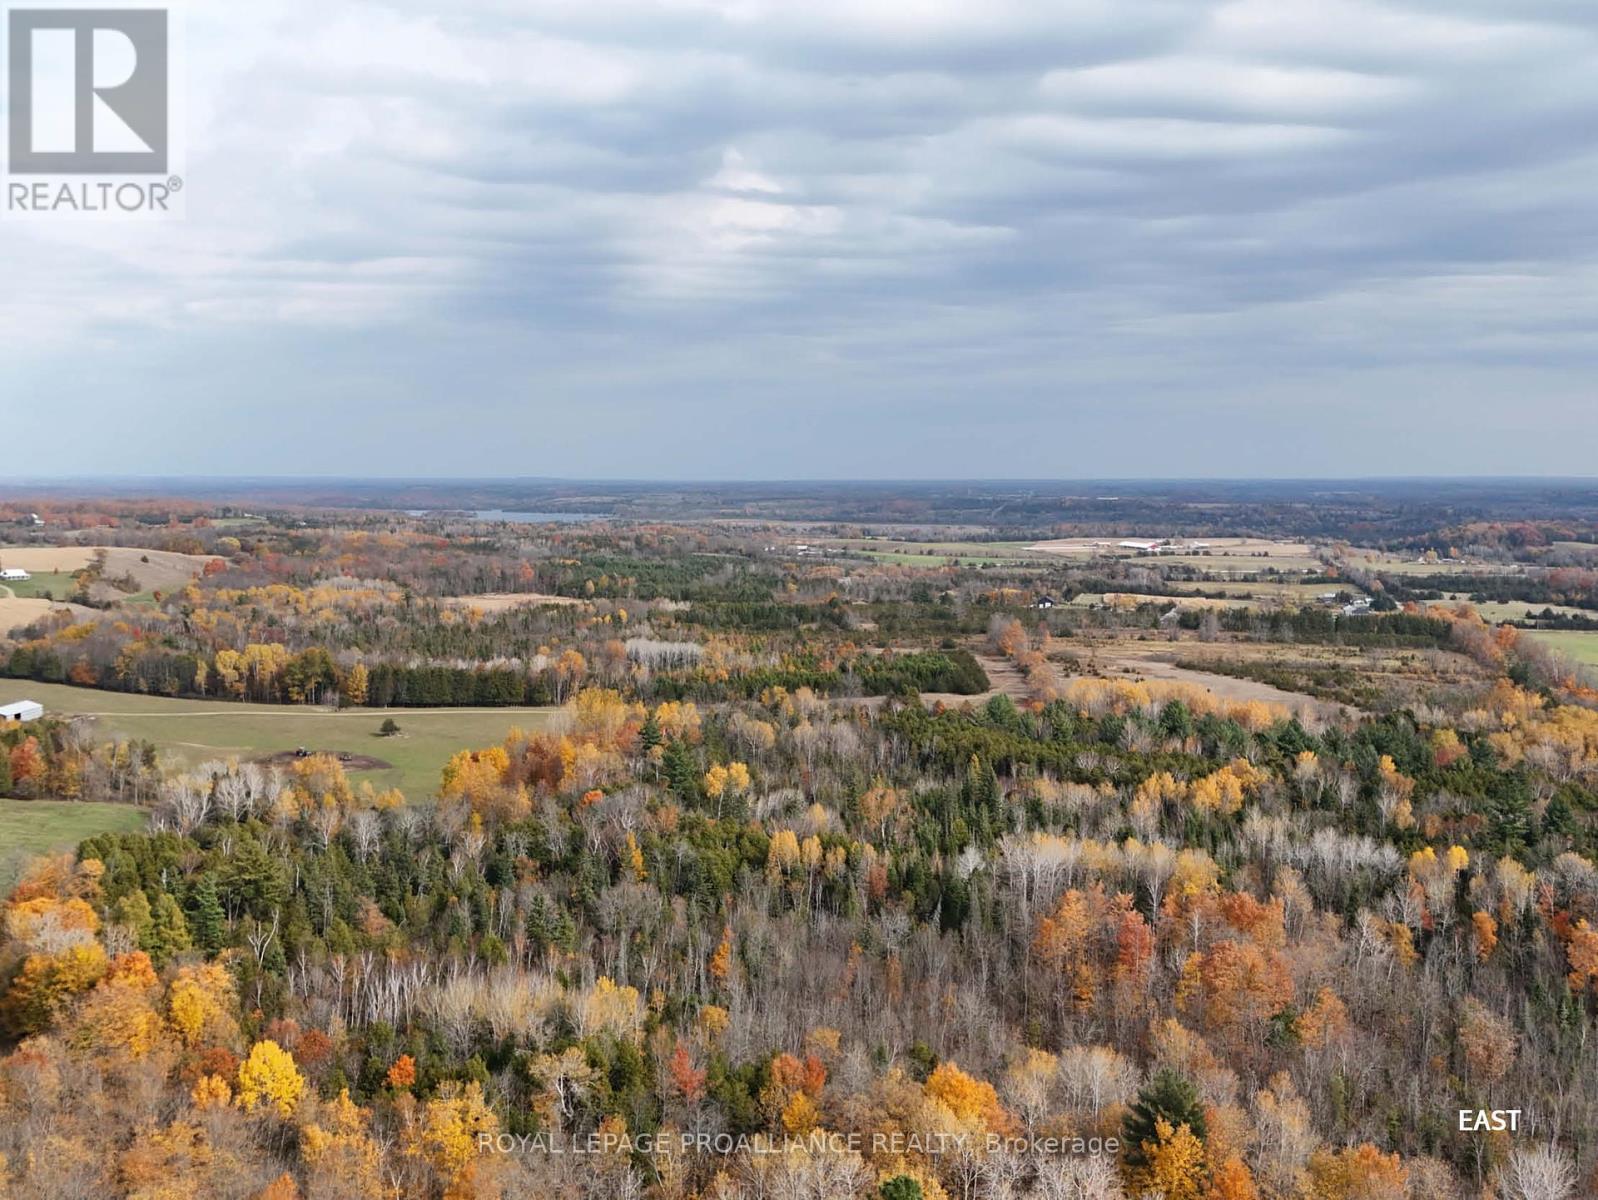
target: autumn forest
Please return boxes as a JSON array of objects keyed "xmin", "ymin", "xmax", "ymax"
[{"xmin": 1, "ymin": 483, "xmax": 1597, "ymax": 1200}]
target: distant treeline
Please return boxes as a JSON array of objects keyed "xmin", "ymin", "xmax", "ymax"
[
  {"xmin": 650, "ymin": 649, "xmax": 991, "ymax": 702},
  {"xmin": 3, "ymin": 644, "xmax": 989, "ymax": 708},
  {"xmin": 1216, "ymin": 609, "xmax": 1456, "ymax": 647},
  {"xmin": 1381, "ymin": 571, "xmax": 1598, "ymax": 612}
]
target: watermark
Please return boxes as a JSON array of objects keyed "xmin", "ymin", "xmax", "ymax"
[
  {"xmin": 1460, "ymin": 1108, "xmax": 1521, "ymax": 1133},
  {"xmin": 478, "ymin": 1130, "xmax": 1122, "ymax": 1160},
  {"xmin": 5, "ymin": 3, "xmax": 183, "ymax": 217}
]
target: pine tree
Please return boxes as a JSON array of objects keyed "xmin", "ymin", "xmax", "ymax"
[
  {"xmin": 525, "ymin": 894, "xmax": 553, "ymax": 955},
  {"xmin": 1123, "ymin": 1069, "xmax": 1207, "ymax": 1168},
  {"xmin": 640, "ymin": 710, "xmax": 662, "ymax": 752},
  {"xmin": 664, "ymin": 738, "xmax": 698, "ymax": 803},
  {"xmin": 189, "ymin": 874, "xmax": 227, "ymax": 955}
]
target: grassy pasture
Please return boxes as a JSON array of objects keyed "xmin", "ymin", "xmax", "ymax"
[
  {"xmin": 0, "ymin": 681, "xmax": 556, "ymax": 800},
  {"xmin": 1426, "ymin": 599, "xmax": 1596, "ymax": 624},
  {"xmin": 6, "ymin": 571, "xmax": 81, "ymax": 600},
  {"xmin": 1523, "ymin": 630, "xmax": 1598, "ymax": 667},
  {"xmin": 818, "ymin": 538, "xmax": 1048, "ymax": 566},
  {"xmin": 0, "ymin": 798, "xmax": 148, "ymax": 885}
]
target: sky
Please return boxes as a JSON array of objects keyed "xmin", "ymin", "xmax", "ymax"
[{"xmin": 4, "ymin": 0, "xmax": 1598, "ymax": 480}]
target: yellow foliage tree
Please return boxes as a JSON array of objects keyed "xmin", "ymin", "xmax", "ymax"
[
  {"xmin": 236, "ymin": 1039, "xmax": 307, "ymax": 1117},
  {"xmin": 167, "ymin": 962, "xmax": 239, "ymax": 1049},
  {"xmin": 300, "ymin": 1089, "xmax": 389, "ymax": 1200},
  {"xmin": 1130, "ymin": 1117, "xmax": 1207, "ymax": 1200},
  {"xmin": 411, "ymin": 1081, "xmax": 498, "ymax": 1184},
  {"xmin": 924, "ymin": 1061, "xmax": 1015, "ymax": 1135},
  {"xmin": 780, "ymin": 1091, "xmax": 821, "ymax": 1137}
]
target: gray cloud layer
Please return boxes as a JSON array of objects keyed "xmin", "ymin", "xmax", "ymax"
[{"xmin": 4, "ymin": 0, "xmax": 1597, "ymax": 477}]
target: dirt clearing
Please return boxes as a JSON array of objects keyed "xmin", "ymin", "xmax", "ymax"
[{"xmin": 256, "ymin": 750, "xmax": 395, "ymax": 771}]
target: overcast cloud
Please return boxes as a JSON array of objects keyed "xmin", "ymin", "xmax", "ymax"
[{"xmin": 3, "ymin": 0, "xmax": 1598, "ymax": 478}]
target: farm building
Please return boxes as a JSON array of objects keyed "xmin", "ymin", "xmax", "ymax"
[
  {"xmin": 0, "ymin": 700, "xmax": 44, "ymax": 723},
  {"xmin": 0, "ymin": 568, "xmax": 32, "ymax": 582}
]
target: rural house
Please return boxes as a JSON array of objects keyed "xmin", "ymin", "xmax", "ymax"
[
  {"xmin": 0, "ymin": 568, "xmax": 30, "ymax": 582},
  {"xmin": 0, "ymin": 700, "xmax": 44, "ymax": 723}
]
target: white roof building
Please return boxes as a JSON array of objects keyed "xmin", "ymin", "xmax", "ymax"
[
  {"xmin": 0, "ymin": 568, "xmax": 31, "ymax": 582},
  {"xmin": 0, "ymin": 700, "xmax": 44, "ymax": 723}
]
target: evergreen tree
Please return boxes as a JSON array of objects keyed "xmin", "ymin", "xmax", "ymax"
[
  {"xmin": 189, "ymin": 874, "xmax": 227, "ymax": 955},
  {"xmin": 664, "ymin": 737, "xmax": 698, "ymax": 803},
  {"xmin": 1123, "ymin": 1069, "xmax": 1208, "ymax": 1168},
  {"xmin": 640, "ymin": 710, "xmax": 662, "ymax": 752},
  {"xmin": 1160, "ymin": 699, "xmax": 1195, "ymax": 740}
]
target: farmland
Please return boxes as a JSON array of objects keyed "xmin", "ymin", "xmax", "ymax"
[
  {"xmin": 1030, "ymin": 535, "xmax": 1323, "ymax": 572},
  {"xmin": 0, "ymin": 798, "xmax": 147, "ymax": 885},
  {"xmin": 1524, "ymin": 629, "xmax": 1598, "ymax": 667},
  {"xmin": 808, "ymin": 537, "xmax": 1049, "ymax": 566},
  {"xmin": 4, "ymin": 571, "xmax": 79, "ymax": 600},
  {"xmin": 0, "ymin": 593, "xmax": 97, "ymax": 635},
  {"xmin": 0, "ymin": 680, "xmax": 556, "ymax": 799},
  {"xmin": 0, "ymin": 545, "xmax": 217, "ymax": 606}
]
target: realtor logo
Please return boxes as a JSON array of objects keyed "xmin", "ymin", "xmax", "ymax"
[{"xmin": 8, "ymin": 8, "xmax": 168, "ymax": 174}]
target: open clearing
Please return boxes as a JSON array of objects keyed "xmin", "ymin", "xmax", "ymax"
[
  {"xmin": 1088, "ymin": 647, "xmax": 1351, "ymax": 720},
  {"xmin": 0, "ymin": 592, "xmax": 98, "ymax": 634},
  {"xmin": 1030, "ymin": 537, "xmax": 1322, "ymax": 572},
  {"xmin": 1524, "ymin": 630, "xmax": 1598, "ymax": 667},
  {"xmin": 1059, "ymin": 638, "xmax": 1367, "ymax": 721},
  {"xmin": 0, "ymin": 545, "xmax": 219, "ymax": 603},
  {"xmin": 444, "ymin": 592, "xmax": 586, "ymax": 613},
  {"xmin": 811, "ymin": 538, "xmax": 1048, "ymax": 566},
  {"xmin": 0, "ymin": 798, "xmax": 148, "ymax": 886},
  {"xmin": 1340, "ymin": 550, "xmax": 1518, "ymax": 578},
  {"xmin": 6, "ymin": 570, "xmax": 80, "ymax": 600},
  {"xmin": 1427, "ymin": 599, "xmax": 1596, "ymax": 624},
  {"xmin": 0, "ymin": 681, "xmax": 556, "ymax": 799},
  {"xmin": 1031, "ymin": 536, "xmax": 1313, "ymax": 556}
]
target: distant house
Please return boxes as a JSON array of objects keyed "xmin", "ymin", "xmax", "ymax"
[
  {"xmin": 27, "ymin": 513, "xmax": 43, "ymax": 527},
  {"xmin": 0, "ymin": 700, "xmax": 44, "ymax": 723},
  {"xmin": 1033, "ymin": 595, "xmax": 1058, "ymax": 609},
  {"xmin": 0, "ymin": 568, "xmax": 31, "ymax": 582},
  {"xmin": 1117, "ymin": 539, "xmax": 1161, "ymax": 552}
]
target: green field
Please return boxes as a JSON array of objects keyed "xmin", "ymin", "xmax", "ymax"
[
  {"xmin": 1353, "ymin": 557, "xmax": 1511, "ymax": 577},
  {"xmin": 0, "ymin": 681, "xmax": 556, "ymax": 799},
  {"xmin": 5, "ymin": 571, "xmax": 80, "ymax": 600},
  {"xmin": 1426, "ymin": 598, "xmax": 1595, "ymax": 624},
  {"xmin": 1524, "ymin": 630, "xmax": 1598, "ymax": 667},
  {"xmin": 817, "ymin": 538, "xmax": 1049, "ymax": 567},
  {"xmin": 0, "ymin": 798, "xmax": 148, "ymax": 885}
]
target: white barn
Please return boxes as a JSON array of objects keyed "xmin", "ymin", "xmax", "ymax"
[
  {"xmin": 0, "ymin": 700, "xmax": 44, "ymax": 723},
  {"xmin": 0, "ymin": 568, "xmax": 29, "ymax": 582}
]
